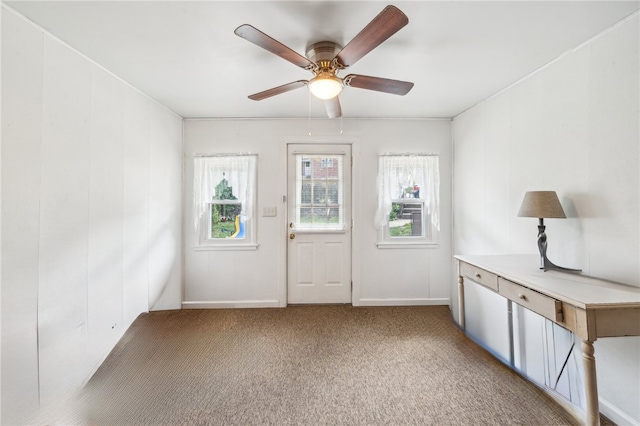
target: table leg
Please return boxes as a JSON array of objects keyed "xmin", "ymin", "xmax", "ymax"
[
  {"xmin": 507, "ymin": 299, "xmax": 515, "ymax": 367},
  {"xmin": 581, "ymin": 340, "xmax": 600, "ymax": 426},
  {"xmin": 458, "ymin": 274, "xmax": 465, "ymax": 329}
]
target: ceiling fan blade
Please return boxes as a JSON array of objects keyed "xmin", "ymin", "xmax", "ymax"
[
  {"xmin": 324, "ymin": 96, "xmax": 342, "ymax": 118},
  {"xmin": 344, "ymin": 74, "xmax": 414, "ymax": 95},
  {"xmin": 235, "ymin": 24, "xmax": 316, "ymax": 70},
  {"xmin": 248, "ymin": 80, "xmax": 308, "ymax": 101},
  {"xmin": 334, "ymin": 5, "xmax": 408, "ymax": 68}
]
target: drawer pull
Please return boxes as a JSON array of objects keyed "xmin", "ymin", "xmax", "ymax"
[
  {"xmin": 518, "ymin": 293, "xmax": 527, "ymax": 301},
  {"xmin": 475, "ymin": 273, "xmax": 482, "ymax": 279}
]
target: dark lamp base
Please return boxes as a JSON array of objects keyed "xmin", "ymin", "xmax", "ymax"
[
  {"xmin": 537, "ymin": 221, "xmax": 581, "ymax": 273},
  {"xmin": 540, "ymin": 255, "xmax": 582, "ymax": 273}
]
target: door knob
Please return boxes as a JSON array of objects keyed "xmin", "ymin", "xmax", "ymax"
[{"xmin": 289, "ymin": 233, "xmax": 295, "ymax": 240}]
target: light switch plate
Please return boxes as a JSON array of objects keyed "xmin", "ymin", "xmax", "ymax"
[{"xmin": 262, "ymin": 207, "xmax": 277, "ymax": 217}]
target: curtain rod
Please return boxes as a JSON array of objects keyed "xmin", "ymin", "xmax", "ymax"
[
  {"xmin": 194, "ymin": 153, "xmax": 257, "ymax": 158},
  {"xmin": 379, "ymin": 153, "xmax": 438, "ymax": 157}
]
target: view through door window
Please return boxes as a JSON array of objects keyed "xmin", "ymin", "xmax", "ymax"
[{"xmin": 294, "ymin": 154, "xmax": 344, "ymax": 230}]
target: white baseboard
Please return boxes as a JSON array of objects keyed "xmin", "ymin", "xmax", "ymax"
[
  {"xmin": 356, "ymin": 298, "xmax": 450, "ymax": 307},
  {"xmin": 184, "ymin": 299, "xmax": 450, "ymax": 308},
  {"xmin": 182, "ymin": 300, "xmax": 281, "ymax": 309},
  {"xmin": 600, "ymin": 396, "xmax": 639, "ymax": 426}
]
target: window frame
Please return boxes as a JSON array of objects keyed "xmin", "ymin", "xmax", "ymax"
[
  {"xmin": 192, "ymin": 154, "xmax": 258, "ymax": 251},
  {"xmin": 378, "ymin": 200, "xmax": 437, "ymax": 248},
  {"xmin": 375, "ymin": 154, "xmax": 439, "ymax": 249}
]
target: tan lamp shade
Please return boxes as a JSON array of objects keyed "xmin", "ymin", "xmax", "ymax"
[{"xmin": 517, "ymin": 191, "xmax": 566, "ymax": 218}]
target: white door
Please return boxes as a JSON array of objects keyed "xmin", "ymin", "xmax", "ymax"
[{"xmin": 287, "ymin": 144, "xmax": 352, "ymax": 304}]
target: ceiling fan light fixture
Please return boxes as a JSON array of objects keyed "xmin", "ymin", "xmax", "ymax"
[
  {"xmin": 309, "ymin": 73, "xmax": 343, "ymax": 100},
  {"xmin": 236, "ymin": 5, "xmax": 412, "ymax": 117}
]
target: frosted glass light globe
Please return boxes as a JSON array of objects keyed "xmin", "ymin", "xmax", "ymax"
[{"xmin": 309, "ymin": 74, "xmax": 343, "ymax": 100}]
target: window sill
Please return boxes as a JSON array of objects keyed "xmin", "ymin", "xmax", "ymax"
[
  {"xmin": 193, "ymin": 243, "xmax": 259, "ymax": 251},
  {"xmin": 376, "ymin": 242, "xmax": 439, "ymax": 249}
]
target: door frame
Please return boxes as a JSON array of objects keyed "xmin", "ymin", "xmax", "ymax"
[{"xmin": 280, "ymin": 137, "xmax": 359, "ymax": 306}]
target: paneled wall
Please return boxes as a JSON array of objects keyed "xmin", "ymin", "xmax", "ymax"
[
  {"xmin": 453, "ymin": 14, "xmax": 639, "ymax": 425},
  {"xmin": 183, "ymin": 119, "xmax": 452, "ymax": 308},
  {"xmin": 1, "ymin": 9, "xmax": 183, "ymax": 424}
]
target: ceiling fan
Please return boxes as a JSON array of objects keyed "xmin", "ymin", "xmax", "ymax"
[{"xmin": 234, "ymin": 5, "xmax": 414, "ymax": 118}]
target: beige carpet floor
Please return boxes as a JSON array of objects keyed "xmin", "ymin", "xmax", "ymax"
[{"xmin": 38, "ymin": 305, "xmax": 612, "ymax": 425}]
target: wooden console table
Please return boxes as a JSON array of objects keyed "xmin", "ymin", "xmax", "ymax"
[{"xmin": 455, "ymin": 254, "xmax": 640, "ymax": 426}]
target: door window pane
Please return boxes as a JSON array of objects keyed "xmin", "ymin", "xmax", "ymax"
[
  {"xmin": 294, "ymin": 154, "xmax": 344, "ymax": 230},
  {"xmin": 301, "ymin": 183, "xmax": 311, "ymax": 204},
  {"xmin": 313, "ymin": 183, "xmax": 327, "ymax": 203}
]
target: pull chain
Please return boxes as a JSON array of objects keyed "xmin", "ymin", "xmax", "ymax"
[
  {"xmin": 339, "ymin": 93, "xmax": 344, "ymax": 135},
  {"xmin": 308, "ymin": 87, "xmax": 312, "ymax": 137}
]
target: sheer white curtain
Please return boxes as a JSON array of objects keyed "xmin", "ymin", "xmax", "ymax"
[
  {"xmin": 193, "ymin": 155, "xmax": 257, "ymax": 230},
  {"xmin": 374, "ymin": 154, "xmax": 440, "ymax": 231}
]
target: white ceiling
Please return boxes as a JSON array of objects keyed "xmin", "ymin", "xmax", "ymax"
[{"xmin": 5, "ymin": 1, "xmax": 639, "ymax": 119}]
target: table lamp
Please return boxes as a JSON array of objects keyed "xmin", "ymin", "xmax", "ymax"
[{"xmin": 518, "ymin": 191, "xmax": 580, "ymax": 272}]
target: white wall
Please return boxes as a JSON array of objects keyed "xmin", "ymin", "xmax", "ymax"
[
  {"xmin": 183, "ymin": 119, "xmax": 452, "ymax": 308},
  {"xmin": 453, "ymin": 14, "xmax": 639, "ymax": 425},
  {"xmin": 1, "ymin": 9, "xmax": 183, "ymax": 424}
]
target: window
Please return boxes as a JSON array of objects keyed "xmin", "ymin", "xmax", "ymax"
[
  {"xmin": 302, "ymin": 160, "xmax": 311, "ymax": 178},
  {"xmin": 320, "ymin": 158, "xmax": 334, "ymax": 168},
  {"xmin": 193, "ymin": 154, "xmax": 257, "ymax": 250},
  {"xmin": 293, "ymin": 154, "xmax": 345, "ymax": 231},
  {"xmin": 375, "ymin": 154, "xmax": 439, "ymax": 247}
]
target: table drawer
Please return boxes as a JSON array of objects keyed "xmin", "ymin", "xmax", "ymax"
[
  {"xmin": 461, "ymin": 262, "xmax": 498, "ymax": 291},
  {"xmin": 498, "ymin": 277, "xmax": 564, "ymax": 323}
]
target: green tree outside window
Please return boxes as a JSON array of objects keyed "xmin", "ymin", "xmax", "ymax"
[{"xmin": 211, "ymin": 174, "xmax": 242, "ymax": 238}]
